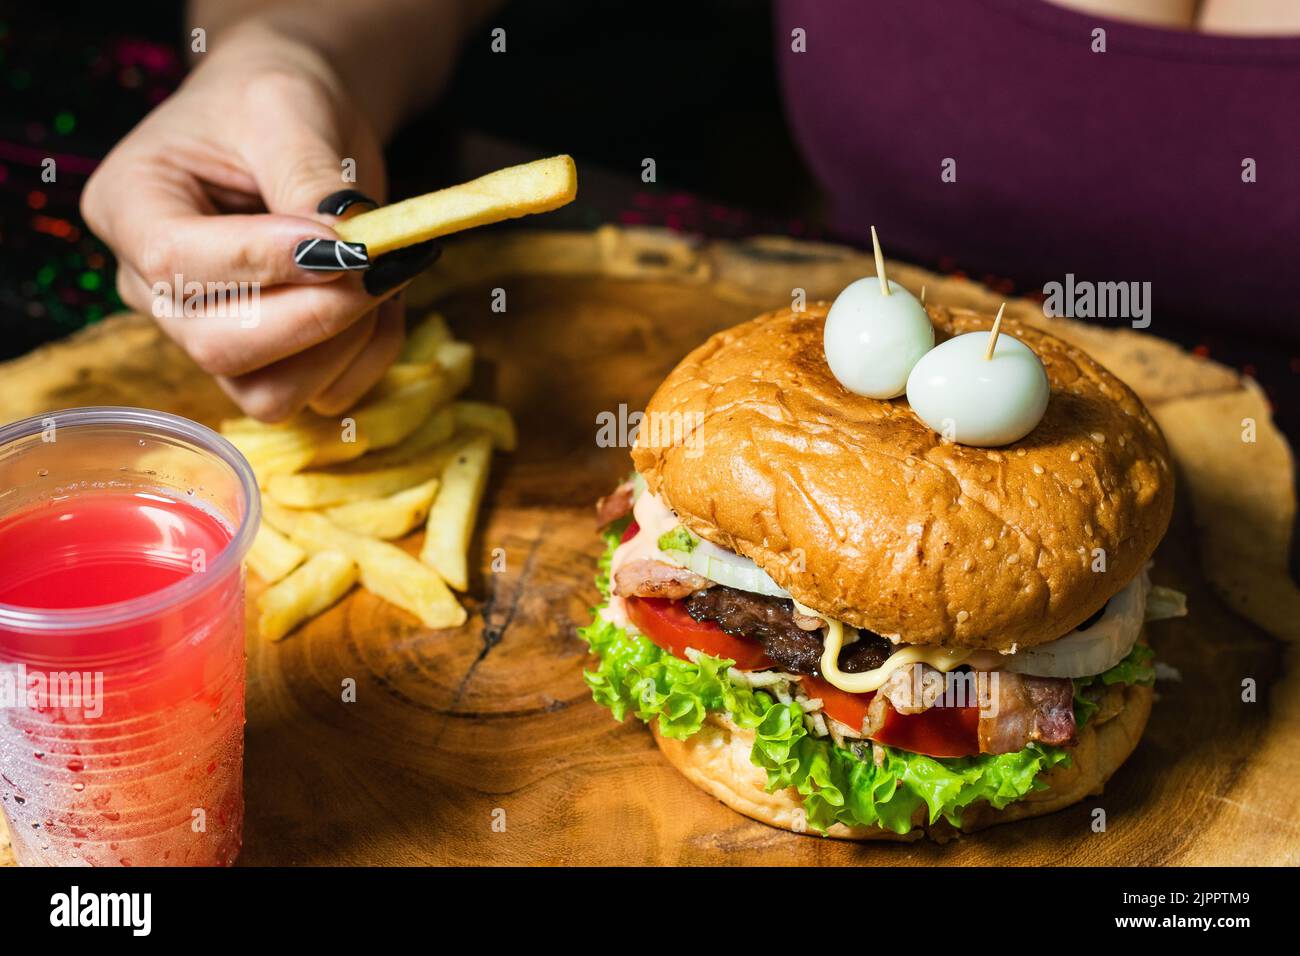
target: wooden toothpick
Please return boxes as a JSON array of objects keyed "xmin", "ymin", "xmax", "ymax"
[
  {"xmin": 870, "ymin": 225, "xmax": 890, "ymax": 296},
  {"xmin": 920, "ymin": 285, "xmax": 927, "ymax": 306},
  {"xmin": 985, "ymin": 302, "xmax": 1006, "ymax": 360}
]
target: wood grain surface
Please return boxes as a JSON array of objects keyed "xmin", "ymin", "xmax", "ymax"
[{"xmin": 1, "ymin": 227, "xmax": 1296, "ymax": 866}]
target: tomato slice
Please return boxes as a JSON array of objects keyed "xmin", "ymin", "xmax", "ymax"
[
  {"xmin": 620, "ymin": 519, "xmax": 640, "ymax": 543},
  {"xmin": 799, "ymin": 673, "xmax": 981, "ymax": 758},
  {"xmin": 624, "ymin": 596, "xmax": 774, "ymax": 670}
]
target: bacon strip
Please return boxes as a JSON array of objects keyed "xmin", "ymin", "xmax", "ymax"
[
  {"xmin": 613, "ymin": 559, "xmax": 711, "ymax": 600},
  {"xmin": 855, "ymin": 665, "xmax": 1076, "ymax": 755},
  {"xmin": 978, "ymin": 672, "xmax": 1076, "ymax": 754},
  {"xmin": 596, "ymin": 480, "xmax": 635, "ymax": 527}
]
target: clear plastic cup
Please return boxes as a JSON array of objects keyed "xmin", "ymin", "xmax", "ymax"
[{"xmin": 0, "ymin": 407, "xmax": 258, "ymax": 866}]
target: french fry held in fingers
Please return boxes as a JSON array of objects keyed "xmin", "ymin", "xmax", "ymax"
[
  {"xmin": 256, "ymin": 550, "xmax": 357, "ymax": 641},
  {"xmin": 336, "ymin": 155, "xmax": 578, "ymax": 256},
  {"xmin": 267, "ymin": 452, "xmax": 445, "ymax": 508},
  {"xmin": 451, "ymin": 402, "xmax": 517, "ymax": 452},
  {"xmin": 289, "ymin": 512, "xmax": 466, "ymax": 629},
  {"xmin": 324, "ymin": 478, "xmax": 439, "ymax": 540},
  {"xmin": 401, "ymin": 312, "xmax": 452, "ymax": 362},
  {"xmin": 420, "ymin": 432, "xmax": 494, "ymax": 591},
  {"xmin": 246, "ymin": 523, "xmax": 306, "ymax": 583}
]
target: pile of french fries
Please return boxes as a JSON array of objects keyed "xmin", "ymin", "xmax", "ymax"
[{"xmin": 224, "ymin": 312, "xmax": 516, "ymax": 641}]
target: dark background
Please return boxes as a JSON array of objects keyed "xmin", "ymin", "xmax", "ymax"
[
  {"xmin": 0, "ymin": 1, "xmax": 1295, "ymax": 445},
  {"xmin": 0, "ymin": 0, "xmax": 815, "ymax": 358}
]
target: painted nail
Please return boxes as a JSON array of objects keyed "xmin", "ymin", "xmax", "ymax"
[
  {"xmin": 316, "ymin": 189, "xmax": 379, "ymax": 217},
  {"xmin": 294, "ymin": 238, "xmax": 369, "ymax": 271},
  {"xmin": 363, "ymin": 240, "xmax": 441, "ymax": 295}
]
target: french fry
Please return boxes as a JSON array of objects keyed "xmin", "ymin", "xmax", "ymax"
[
  {"xmin": 314, "ymin": 377, "xmax": 440, "ymax": 463},
  {"xmin": 260, "ymin": 499, "xmax": 304, "ymax": 536},
  {"xmin": 245, "ymin": 445, "xmax": 318, "ymax": 484},
  {"xmin": 221, "ymin": 424, "xmax": 320, "ymax": 479},
  {"xmin": 365, "ymin": 363, "xmax": 436, "ymax": 398},
  {"xmin": 401, "ymin": 312, "xmax": 452, "ymax": 362},
  {"xmin": 290, "ymin": 512, "xmax": 466, "ymax": 628},
  {"xmin": 323, "ymin": 478, "xmax": 439, "ymax": 540},
  {"xmin": 336, "ymin": 155, "xmax": 578, "ymax": 256},
  {"xmin": 381, "ymin": 406, "xmax": 456, "ymax": 462},
  {"xmin": 256, "ymin": 550, "xmax": 357, "ymax": 641},
  {"xmin": 221, "ymin": 419, "xmax": 335, "ymax": 481},
  {"xmin": 246, "ymin": 523, "xmax": 306, "ymax": 583},
  {"xmin": 451, "ymin": 402, "xmax": 517, "ymax": 452},
  {"xmin": 377, "ymin": 347, "xmax": 472, "ymax": 414},
  {"xmin": 430, "ymin": 340, "xmax": 474, "ymax": 405},
  {"xmin": 267, "ymin": 453, "xmax": 445, "ymax": 508},
  {"xmin": 419, "ymin": 432, "xmax": 493, "ymax": 591},
  {"xmin": 220, "ymin": 376, "xmax": 439, "ymax": 473}
]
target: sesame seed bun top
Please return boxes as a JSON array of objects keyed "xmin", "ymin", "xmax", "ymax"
[{"xmin": 630, "ymin": 303, "xmax": 1174, "ymax": 651}]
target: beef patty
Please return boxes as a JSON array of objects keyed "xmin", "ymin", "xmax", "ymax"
[{"xmin": 682, "ymin": 586, "xmax": 891, "ymax": 676}]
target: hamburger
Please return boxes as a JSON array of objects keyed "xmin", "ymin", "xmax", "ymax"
[{"xmin": 581, "ymin": 301, "xmax": 1186, "ymax": 841}]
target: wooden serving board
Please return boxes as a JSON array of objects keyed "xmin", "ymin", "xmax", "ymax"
[{"xmin": 2, "ymin": 227, "xmax": 1297, "ymax": 866}]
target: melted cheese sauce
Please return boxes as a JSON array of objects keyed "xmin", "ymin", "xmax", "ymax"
[{"xmin": 816, "ymin": 615, "xmax": 989, "ymax": 693}]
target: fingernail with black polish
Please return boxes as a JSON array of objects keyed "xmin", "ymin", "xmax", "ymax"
[
  {"xmin": 364, "ymin": 240, "xmax": 442, "ymax": 295},
  {"xmin": 316, "ymin": 189, "xmax": 379, "ymax": 217},
  {"xmin": 294, "ymin": 238, "xmax": 369, "ymax": 271}
]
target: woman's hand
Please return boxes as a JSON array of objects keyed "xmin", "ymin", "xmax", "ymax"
[{"xmin": 81, "ymin": 23, "xmax": 437, "ymax": 421}]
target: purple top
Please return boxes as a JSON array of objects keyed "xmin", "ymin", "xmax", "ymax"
[{"xmin": 776, "ymin": 0, "xmax": 1300, "ymax": 341}]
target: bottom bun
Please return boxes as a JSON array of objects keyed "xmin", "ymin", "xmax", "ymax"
[{"xmin": 652, "ymin": 682, "xmax": 1153, "ymax": 843}]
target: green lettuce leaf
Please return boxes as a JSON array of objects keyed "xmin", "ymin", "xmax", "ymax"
[
  {"xmin": 593, "ymin": 518, "xmax": 629, "ymax": 597},
  {"xmin": 1072, "ymin": 643, "xmax": 1156, "ymax": 726},
  {"xmin": 1098, "ymin": 642, "xmax": 1156, "ymax": 686}
]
